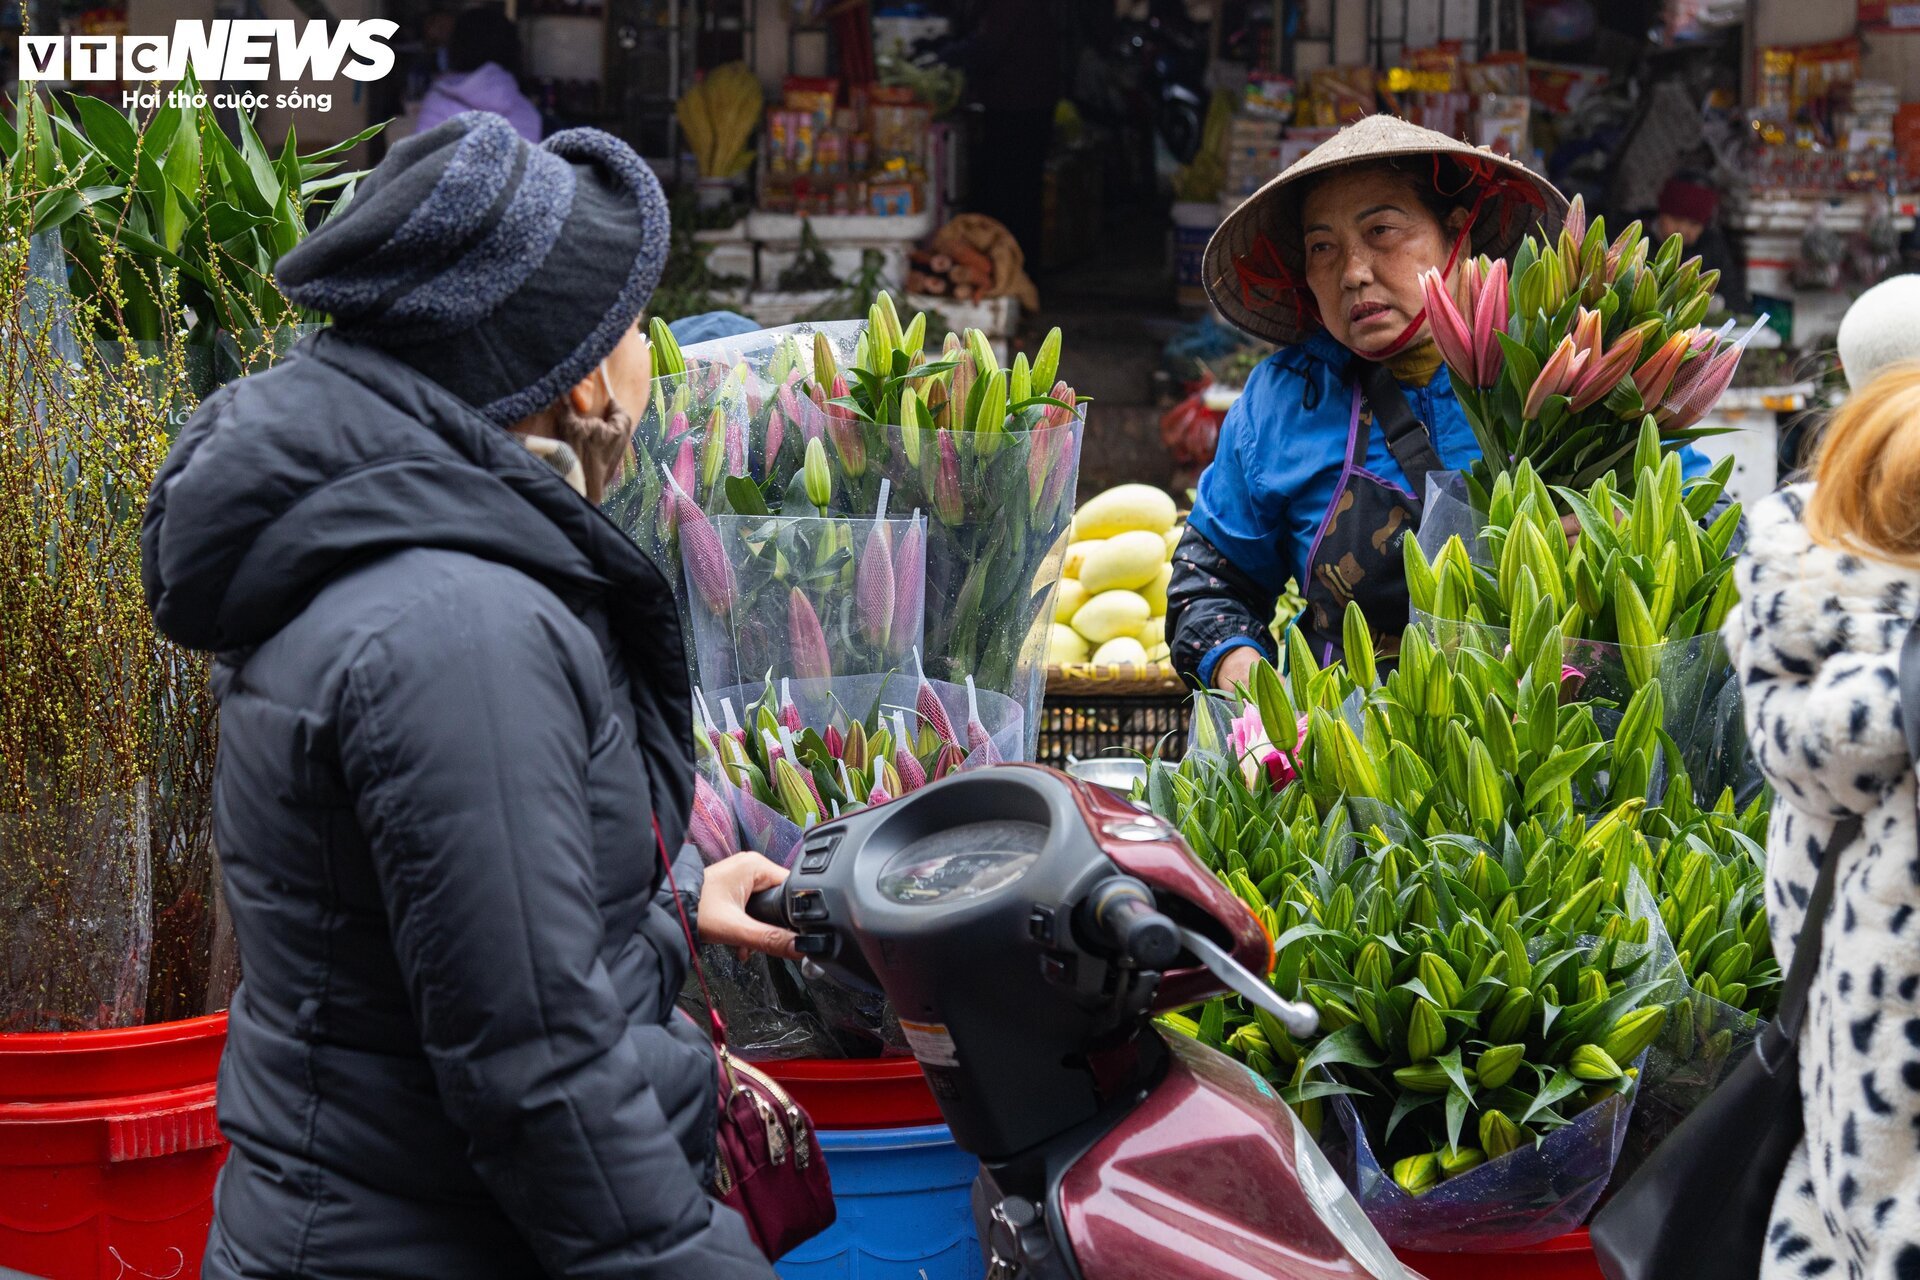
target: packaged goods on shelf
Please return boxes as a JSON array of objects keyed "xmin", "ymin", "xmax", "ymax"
[
  {"xmin": 760, "ymin": 76, "xmax": 932, "ymax": 219},
  {"xmin": 1224, "ymin": 114, "xmax": 1286, "ymax": 201},
  {"xmin": 1527, "ymin": 61, "xmax": 1608, "ymax": 115},
  {"xmin": 1241, "ymin": 71, "xmax": 1295, "ymax": 121}
]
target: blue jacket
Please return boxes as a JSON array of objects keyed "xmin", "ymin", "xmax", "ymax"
[{"xmin": 1172, "ymin": 331, "xmax": 1712, "ymax": 685}]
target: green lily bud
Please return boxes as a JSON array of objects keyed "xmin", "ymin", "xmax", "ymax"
[
  {"xmin": 774, "ymin": 758, "xmax": 820, "ymax": 827},
  {"xmin": 1407, "ymin": 998, "xmax": 1447, "ymax": 1062},
  {"xmin": 1419, "ymin": 953, "xmax": 1465, "ymax": 1009},
  {"xmin": 1393, "ymin": 1153, "xmax": 1442, "ymax": 1196},
  {"xmin": 1408, "ymin": 885, "xmax": 1440, "ymax": 931},
  {"xmin": 1549, "ymin": 878, "xmax": 1606, "ymax": 935},
  {"xmin": 1599, "ymin": 1006, "xmax": 1667, "ymax": 1065},
  {"xmin": 1570, "ymin": 1044, "xmax": 1624, "ymax": 1082},
  {"xmin": 1392, "ymin": 1063, "xmax": 1460, "ymax": 1094},
  {"xmin": 1671, "ymin": 997, "xmax": 1695, "ymax": 1050},
  {"xmin": 1475, "ymin": 1043, "xmax": 1525, "ymax": 1090},
  {"xmin": 1578, "ymin": 968, "xmax": 1610, "ymax": 1006},
  {"xmin": 802, "ymin": 437, "xmax": 833, "ymax": 509},
  {"xmin": 1438, "ymin": 1147, "xmax": 1486, "ymax": 1178},
  {"xmin": 1711, "ymin": 942, "xmax": 1752, "ymax": 990},
  {"xmin": 1344, "ymin": 940, "xmax": 1390, "ymax": 990},
  {"xmin": 1488, "ymin": 986, "xmax": 1534, "ymax": 1043},
  {"xmin": 1227, "ymin": 1022, "xmax": 1271, "ymax": 1059},
  {"xmin": 1307, "ymin": 986, "xmax": 1360, "ymax": 1033},
  {"xmin": 1479, "ymin": 1110, "xmax": 1523, "ymax": 1159}
]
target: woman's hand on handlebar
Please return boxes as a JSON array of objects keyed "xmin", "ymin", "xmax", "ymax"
[{"xmin": 698, "ymin": 852, "xmax": 802, "ymax": 961}]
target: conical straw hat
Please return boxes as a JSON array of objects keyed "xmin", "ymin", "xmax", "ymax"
[{"xmin": 1204, "ymin": 114, "xmax": 1569, "ymax": 349}]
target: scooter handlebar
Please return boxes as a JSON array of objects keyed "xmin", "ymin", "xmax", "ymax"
[
  {"xmin": 746, "ymin": 884, "xmax": 789, "ymax": 929},
  {"xmin": 1083, "ymin": 876, "xmax": 1182, "ymax": 969}
]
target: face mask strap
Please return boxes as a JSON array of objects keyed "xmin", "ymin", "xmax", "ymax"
[{"xmin": 597, "ymin": 358, "xmax": 623, "ymax": 416}]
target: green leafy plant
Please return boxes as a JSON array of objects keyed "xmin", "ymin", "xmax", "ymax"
[
  {"xmin": 1153, "ymin": 774, "xmax": 1665, "ymax": 1194},
  {"xmin": 1148, "ymin": 604, "xmax": 1779, "ymax": 1197},
  {"xmin": 4, "ymin": 82, "xmax": 378, "ymax": 345},
  {"xmin": 1408, "ymin": 421, "xmax": 1742, "ymax": 664},
  {"xmin": 1643, "ymin": 773, "xmax": 1777, "ymax": 1022}
]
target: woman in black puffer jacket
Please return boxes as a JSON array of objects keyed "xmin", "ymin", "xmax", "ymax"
[{"xmin": 142, "ymin": 113, "xmax": 791, "ymax": 1280}]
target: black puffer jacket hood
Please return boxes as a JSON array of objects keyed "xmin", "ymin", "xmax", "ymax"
[{"xmin": 143, "ymin": 326, "xmax": 693, "ymax": 828}]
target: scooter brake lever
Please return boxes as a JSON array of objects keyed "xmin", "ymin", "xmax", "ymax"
[{"xmin": 1176, "ymin": 925, "xmax": 1319, "ymax": 1038}]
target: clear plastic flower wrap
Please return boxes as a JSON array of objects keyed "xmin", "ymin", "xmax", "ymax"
[
  {"xmin": 696, "ymin": 672, "xmax": 1024, "ymax": 869},
  {"xmin": 1410, "ymin": 466, "xmax": 1764, "ymax": 807},
  {"xmin": 1167, "ymin": 695, "xmax": 1670, "ymax": 1251},
  {"xmin": 1609, "ymin": 871, "xmax": 1765, "ymax": 1187},
  {"xmin": 614, "ymin": 312, "xmax": 1083, "ymax": 760},
  {"xmin": 682, "ymin": 508, "xmax": 927, "ymax": 694},
  {"xmin": 1325, "ymin": 1065, "xmax": 1640, "ymax": 1251},
  {"xmin": 1416, "ymin": 470, "xmax": 1490, "ymax": 565},
  {"xmin": 601, "ymin": 363, "xmax": 756, "ymax": 689},
  {"xmin": 1, "ymin": 784, "xmax": 152, "ymax": 1031},
  {"xmin": 1318, "ymin": 804, "xmax": 1661, "ymax": 1251},
  {"xmin": 681, "ymin": 671, "xmax": 1021, "ymax": 1058},
  {"xmin": 688, "ymin": 943, "xmax": 904, "ymax": 1061},
  {"xmin": 1410, "ymin": 611, "xmax": 1762, "ymax": 808}
]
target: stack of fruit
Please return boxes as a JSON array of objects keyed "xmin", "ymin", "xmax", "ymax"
[{"xmin": 1049, "ymin": 484, "xmax": 1181, "ymax": 671}]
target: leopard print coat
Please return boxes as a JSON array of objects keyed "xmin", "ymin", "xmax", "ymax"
[{"xmin": 1724, "ymin": 485, "xmax": 1920, "ymax": 1280}]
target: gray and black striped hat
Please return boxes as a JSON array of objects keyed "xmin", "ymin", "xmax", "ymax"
[{"xmin": 275, "ymin": 111, "xmax": 669, "ymax": 426}]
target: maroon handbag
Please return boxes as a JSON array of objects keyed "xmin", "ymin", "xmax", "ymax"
[{"xmin": 655, "ymin": 822, "xmax": 836, "ymax": 1260}]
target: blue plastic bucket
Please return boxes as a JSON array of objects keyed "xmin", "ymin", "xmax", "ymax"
[{"xmin": 776, "ymin": 1124, "xmax": 981, "ymax": 1280}]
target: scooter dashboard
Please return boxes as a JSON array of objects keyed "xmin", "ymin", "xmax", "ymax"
[{"xmin": 875, "ymin": 819, "xmax": 1047, "ymax": 905}]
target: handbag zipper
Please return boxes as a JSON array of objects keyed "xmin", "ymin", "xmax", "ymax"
[{"xmin": 725, "ymin": 1051, "xmax": 813, "ymax": 1171}]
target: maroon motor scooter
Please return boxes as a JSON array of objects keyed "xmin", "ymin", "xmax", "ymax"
[{"xmin": 746, "ymin": 764, "xmax": 1421, "ymax": 1280}]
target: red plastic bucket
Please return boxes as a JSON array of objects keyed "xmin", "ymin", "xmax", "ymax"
[
  {"xmin": 758, "ymin": 1058, "xmax": 942, "ymax": 1129},
  {"xmin": 1395, "ymin": 1228, "xmax": 1604, "ymax": 1280},
  {"xmin": 0, "ymin": 1013, "xmax": 230, "ymax": 1280}
]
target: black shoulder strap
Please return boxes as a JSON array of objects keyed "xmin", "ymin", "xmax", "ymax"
[
  {"xmin": 1355, "ymin": 360, "xmax": 1445, "ymax": 498},
  {"xmin": 1770, "ymin": 617, "xmax": 1920, "ymax": 1050}
]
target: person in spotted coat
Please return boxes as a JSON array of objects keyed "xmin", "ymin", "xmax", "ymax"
[{"xmin": 1724, "ymin": 364, "xmax": 1920, "ymax": 1280}]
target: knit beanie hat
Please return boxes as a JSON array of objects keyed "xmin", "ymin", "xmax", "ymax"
[
  {"xmin": 1837, "ymin": 274, "xmax": 1920, "ymax": 390},
  {"xmin": 274, "ymin": 111, "xmax": 669, "ymax": 426}
]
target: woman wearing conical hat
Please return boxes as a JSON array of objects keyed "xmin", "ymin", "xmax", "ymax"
[{"xmin": 1167, "ymin": 114, "xmax": 1713, "ymax": 689}]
